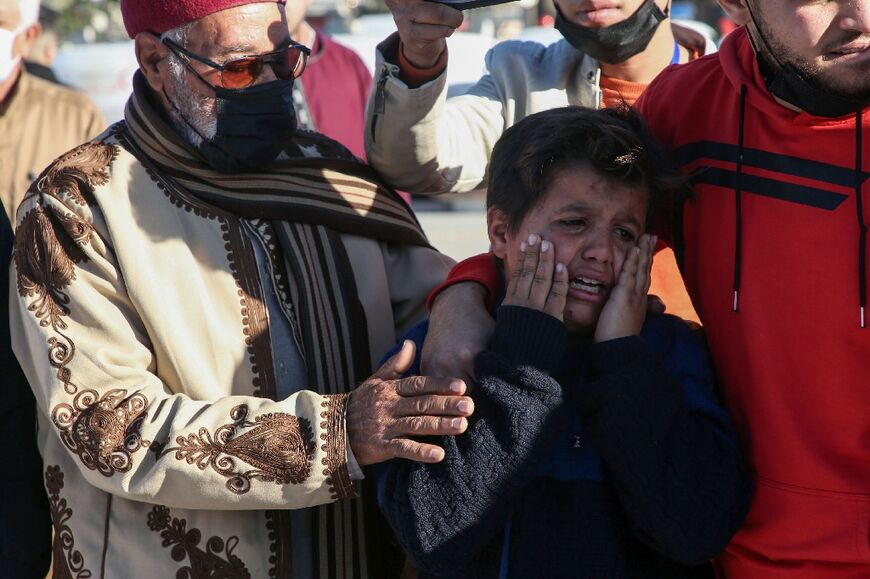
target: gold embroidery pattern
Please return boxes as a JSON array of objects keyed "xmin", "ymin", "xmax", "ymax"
[
  {"xmin": 319, "ymin": 394, "xmax": 355, "ymax": 500},
  {"xmin": 14, "ymin": 142, "xmax": 118, "ymax": 395},
  {"xmin": 162, "ymin": 404, "xmax": 316, "ymax": 495},
  {"xmin": 147, "ymin": 505, "xmax": 251, "ymax": 579},
  {"xmin": 46, "ymin": 465, "xmax": 92, "ymax": 579},
  {"xmin": 52, "ymin": 389, "xmax": 150, "ymax": 477}
]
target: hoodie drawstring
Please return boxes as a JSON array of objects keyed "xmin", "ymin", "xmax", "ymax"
[
  {"xmin": 855, "ymin": 110, "xmax": 867, "ymax": 328},
  {"xmin": 732, "ymin": 85, "xmax": 748, "ymax": 312}
]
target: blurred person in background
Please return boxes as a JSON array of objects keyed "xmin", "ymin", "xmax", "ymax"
[
  {"xmin": 24, "ymin": 4, "xmax": 62, "ymax": 84},
  {"xmin": 0, "ymin": 0, "xmax": 104, "ymax": 225},
  {"xmin": 9, "ymin": 0, "xmax": 467, "ymax": 577},
  {"xmin": 366, "ymin": 0, "xmax": 715, "ymax": 326},
  {"xmin": 286, "ymin": 0, "xmax": 372, "ymax": 160}
]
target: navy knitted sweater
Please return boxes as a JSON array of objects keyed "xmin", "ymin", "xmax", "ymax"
[{"xmin": 377, "ymin": 306, "xmax": 751, "ymax": 578}]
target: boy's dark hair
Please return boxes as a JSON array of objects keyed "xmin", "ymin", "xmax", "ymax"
[{"xmin": 486, "ymin": 105, "xmax": 690, "ymax": 233}]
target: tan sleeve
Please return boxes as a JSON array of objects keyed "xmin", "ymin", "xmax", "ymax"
[
  {"xmin": 365, "ymin": 33, "xmax": 506, "ymax": 196},
  {"xmin": 10, "ymin": 188, "xmax": 354, "ymax": 511}
]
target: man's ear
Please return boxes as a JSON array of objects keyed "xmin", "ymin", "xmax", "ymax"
[
  {"xmin": 716, "ymin": 0, "xmax": 750, "ymax": 26},
  {"xmin": 135, "ymin": 32, "xmax": 170, "ymax": 93},
  {"xmin": 16, "ymin": 22, "xmax": 41, "ymax": 59},
  {"xmin": 487, "ymin": 207, "xmax": 510, "ymax": 259}
]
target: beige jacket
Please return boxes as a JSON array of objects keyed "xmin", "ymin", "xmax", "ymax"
[
  {"xmin": 10, "ymin": 126, "xmax": 453, "ymax": 577},
  {"xmin": 0, "ymin": 69, "xmax": 105, "ymax": 224},
  {"xmin": 365, "ymin": 27, "xmax": 713, "ymax": 196}
]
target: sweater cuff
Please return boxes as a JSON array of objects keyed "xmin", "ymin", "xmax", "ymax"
[
  {"xmin": 578, "ymin": 336, "xmax": 648, "ymax": 415},
  {"xmin": 587, "ymin": 336, "xmax": 646, "ymax": 379},
  {"xmin": 398, "ymin": 41, "xmax": 448, "ymax": 88},
  {"xmin": 490, "ymin": 305, "xmax": 567, "ymax": 373},
  {"xmin": 427, "ymin": 252, "xmax": 499, "ymax": 311}
]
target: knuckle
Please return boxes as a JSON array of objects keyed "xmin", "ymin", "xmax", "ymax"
[
  {"xmin": 407, "ymin": 416, "xmax": 426, "ymax": 431},
  {"xmin": 413, "ymin": 397, "xmax": 429, "ymax": 415},
  {"xmin": 533, "ymin": 274, "xmax": 548, "ymax": 284}
]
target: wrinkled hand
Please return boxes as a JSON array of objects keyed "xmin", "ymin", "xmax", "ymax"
[
  {"xmin": 502, "ymin": 234, "xmax": 568, "ymax": 320},
  {"xmin": 594, "ymin": 234, "xmax": 656, "ymax": 343},
  {"xmin": 385, "ymin": 0, "xmax": 463, "ymax": 68},
  {"xmin": 421, "ymin": 281, "xmax": 494, "ymax": 385},
  {"xmin": 348, "ymin": 340, "xmax": 474, "ymax": 465}
]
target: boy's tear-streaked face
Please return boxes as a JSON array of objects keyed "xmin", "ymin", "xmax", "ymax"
[{"xmin": 502, "ymin": 165, "xmax": 648, "ymax": 333}]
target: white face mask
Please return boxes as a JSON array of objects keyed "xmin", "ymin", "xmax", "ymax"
[{"xmin": 0, "ymin": 24, "xmax": 25, "ymax": 83}]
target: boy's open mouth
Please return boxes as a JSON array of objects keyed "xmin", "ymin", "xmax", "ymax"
[{"xmin": 570, "ymin": 277, "xmax": 605, "ymax": 295}]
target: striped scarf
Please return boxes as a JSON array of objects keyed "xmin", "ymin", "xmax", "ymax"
[{"xmin": 123, "ymin": 71, "xmax": 425, "ymax": 578}]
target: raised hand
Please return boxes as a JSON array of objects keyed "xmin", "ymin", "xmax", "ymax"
[
  {"xmin": 594, "ymin": 234, "xmax": 656, "ymax": 343},
  {"xmin": 385, "ymin": 0, "xmax": 464, "ymax": 68},
  {"xmin": 502, "ymin": 234, "xmax": 568, "ymax": 321},
  {"xmin": 347, "ymin": 340, "xmax": 474, "ymax": 465}
]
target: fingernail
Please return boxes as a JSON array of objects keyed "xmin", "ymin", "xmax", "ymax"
[
  {"xmin": 450, "ymin": 380, "xmax": 464, "ymax": 394},
  {"xmin": 428, "ymin": 449, "xmax": 441, "ymax": 460},
  {"xmin": 541, "ymin": 240, "xmax": 550, "ymax": 252},
  {"xmin": 451, "ymin": 418, "xmax": 463, "ymax": 429},
  {"xmin": 556, "ymin": 263, "xmax": 564, "ymax": 273},
  {"xmin": 528, "ymin": 234, "xmax": 538, "ymax": 245},
  {"xmin": 458, "ymin": 400, "xmax": 471, "ymax": 413},
  {"xmin": 520, "ymin": 241, "xmax": 527, "ymax": 252}
]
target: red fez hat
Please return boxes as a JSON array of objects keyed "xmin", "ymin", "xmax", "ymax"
[{"xmin": 121, "ymin": 0, "xmax": 286, "ymax": 38}]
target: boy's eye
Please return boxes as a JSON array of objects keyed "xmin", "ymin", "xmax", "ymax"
[
  {"xmin": 559, "ymin": 219, "xmax": 587, "ymax": 229},
  {"xmin": 614, "ymin": 227, "xmax": 636, "ymax": 242}
]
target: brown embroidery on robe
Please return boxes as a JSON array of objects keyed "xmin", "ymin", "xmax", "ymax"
[
  {"xmin": 162, "ymin": 404, "xmax": 315, "ymax": 495},
  {"xmin": 319, "ymin": 393, "xmax": 355, "ymax": 500},
  {"xmin": 46, "ymin": 465, "xmax": 93, "ymax": 579},
  {"xmin": 14, "ymin": 142, "xmax": 119, "ymax": 395},
  {"xmin": 147, "ymin": 505, "xmax": 251, "ymax": 579},
  {"xmin": 118, "ymin": 127, "xmax": 279, "ymax": 401},
  {"xmin": 52, "ymin": 389, "xmax": 150, "ymax": 477}
]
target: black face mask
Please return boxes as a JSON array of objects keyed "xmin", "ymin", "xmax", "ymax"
[
  {"xmin": 745, "ymin": 12, "xmax": 870, "ymax": 118},
  {"xmin": 554, "ymin": 0, "xmax": 668, "ymax": 65},
  {"xmin": 169, "ymin": 79, "xmax": 298, "ymax": 173}
]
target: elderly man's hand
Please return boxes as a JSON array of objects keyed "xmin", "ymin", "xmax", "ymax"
[
  {"xmin": 385, "ymin": 0, "xmax": 463, "ymax": 69},
  {"xmin": 348, "ymin": 340, "xmax": 473, "ymax": 465}
]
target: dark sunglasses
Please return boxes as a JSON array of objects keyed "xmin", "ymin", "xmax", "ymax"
[{"xmin": 161, "ymin": 37, "xmax": 310, "ymax": 89}]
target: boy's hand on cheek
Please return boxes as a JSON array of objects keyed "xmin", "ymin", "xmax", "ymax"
[
  {"xmin": 502, "ymin": 234, "xmax": 568, "ymax": 320},
  {"xmin": 593, "ymin": 234, "xmax": 656, "ymax": 343}
]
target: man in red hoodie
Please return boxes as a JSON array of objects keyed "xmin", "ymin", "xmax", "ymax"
[{"xmin": 426, "ymin": 1, "xmax": 870, "ymax": 576}]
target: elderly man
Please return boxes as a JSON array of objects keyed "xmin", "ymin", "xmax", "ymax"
[
  {"xmin": 0, "ymin": 0, "xmax": 104, "ymax": 225},
  {"xmin": 10, "ymin": 0, "xmax": 469, "ymax": 577}
]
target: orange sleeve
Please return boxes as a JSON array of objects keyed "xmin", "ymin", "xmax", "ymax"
[
  {"xmin": 426, "ymin": 252, "xmax": 500, "ymax": 311},
  {"xmin": 398, "ymin": 41, "xmax": 448, "ymax": 88}
]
